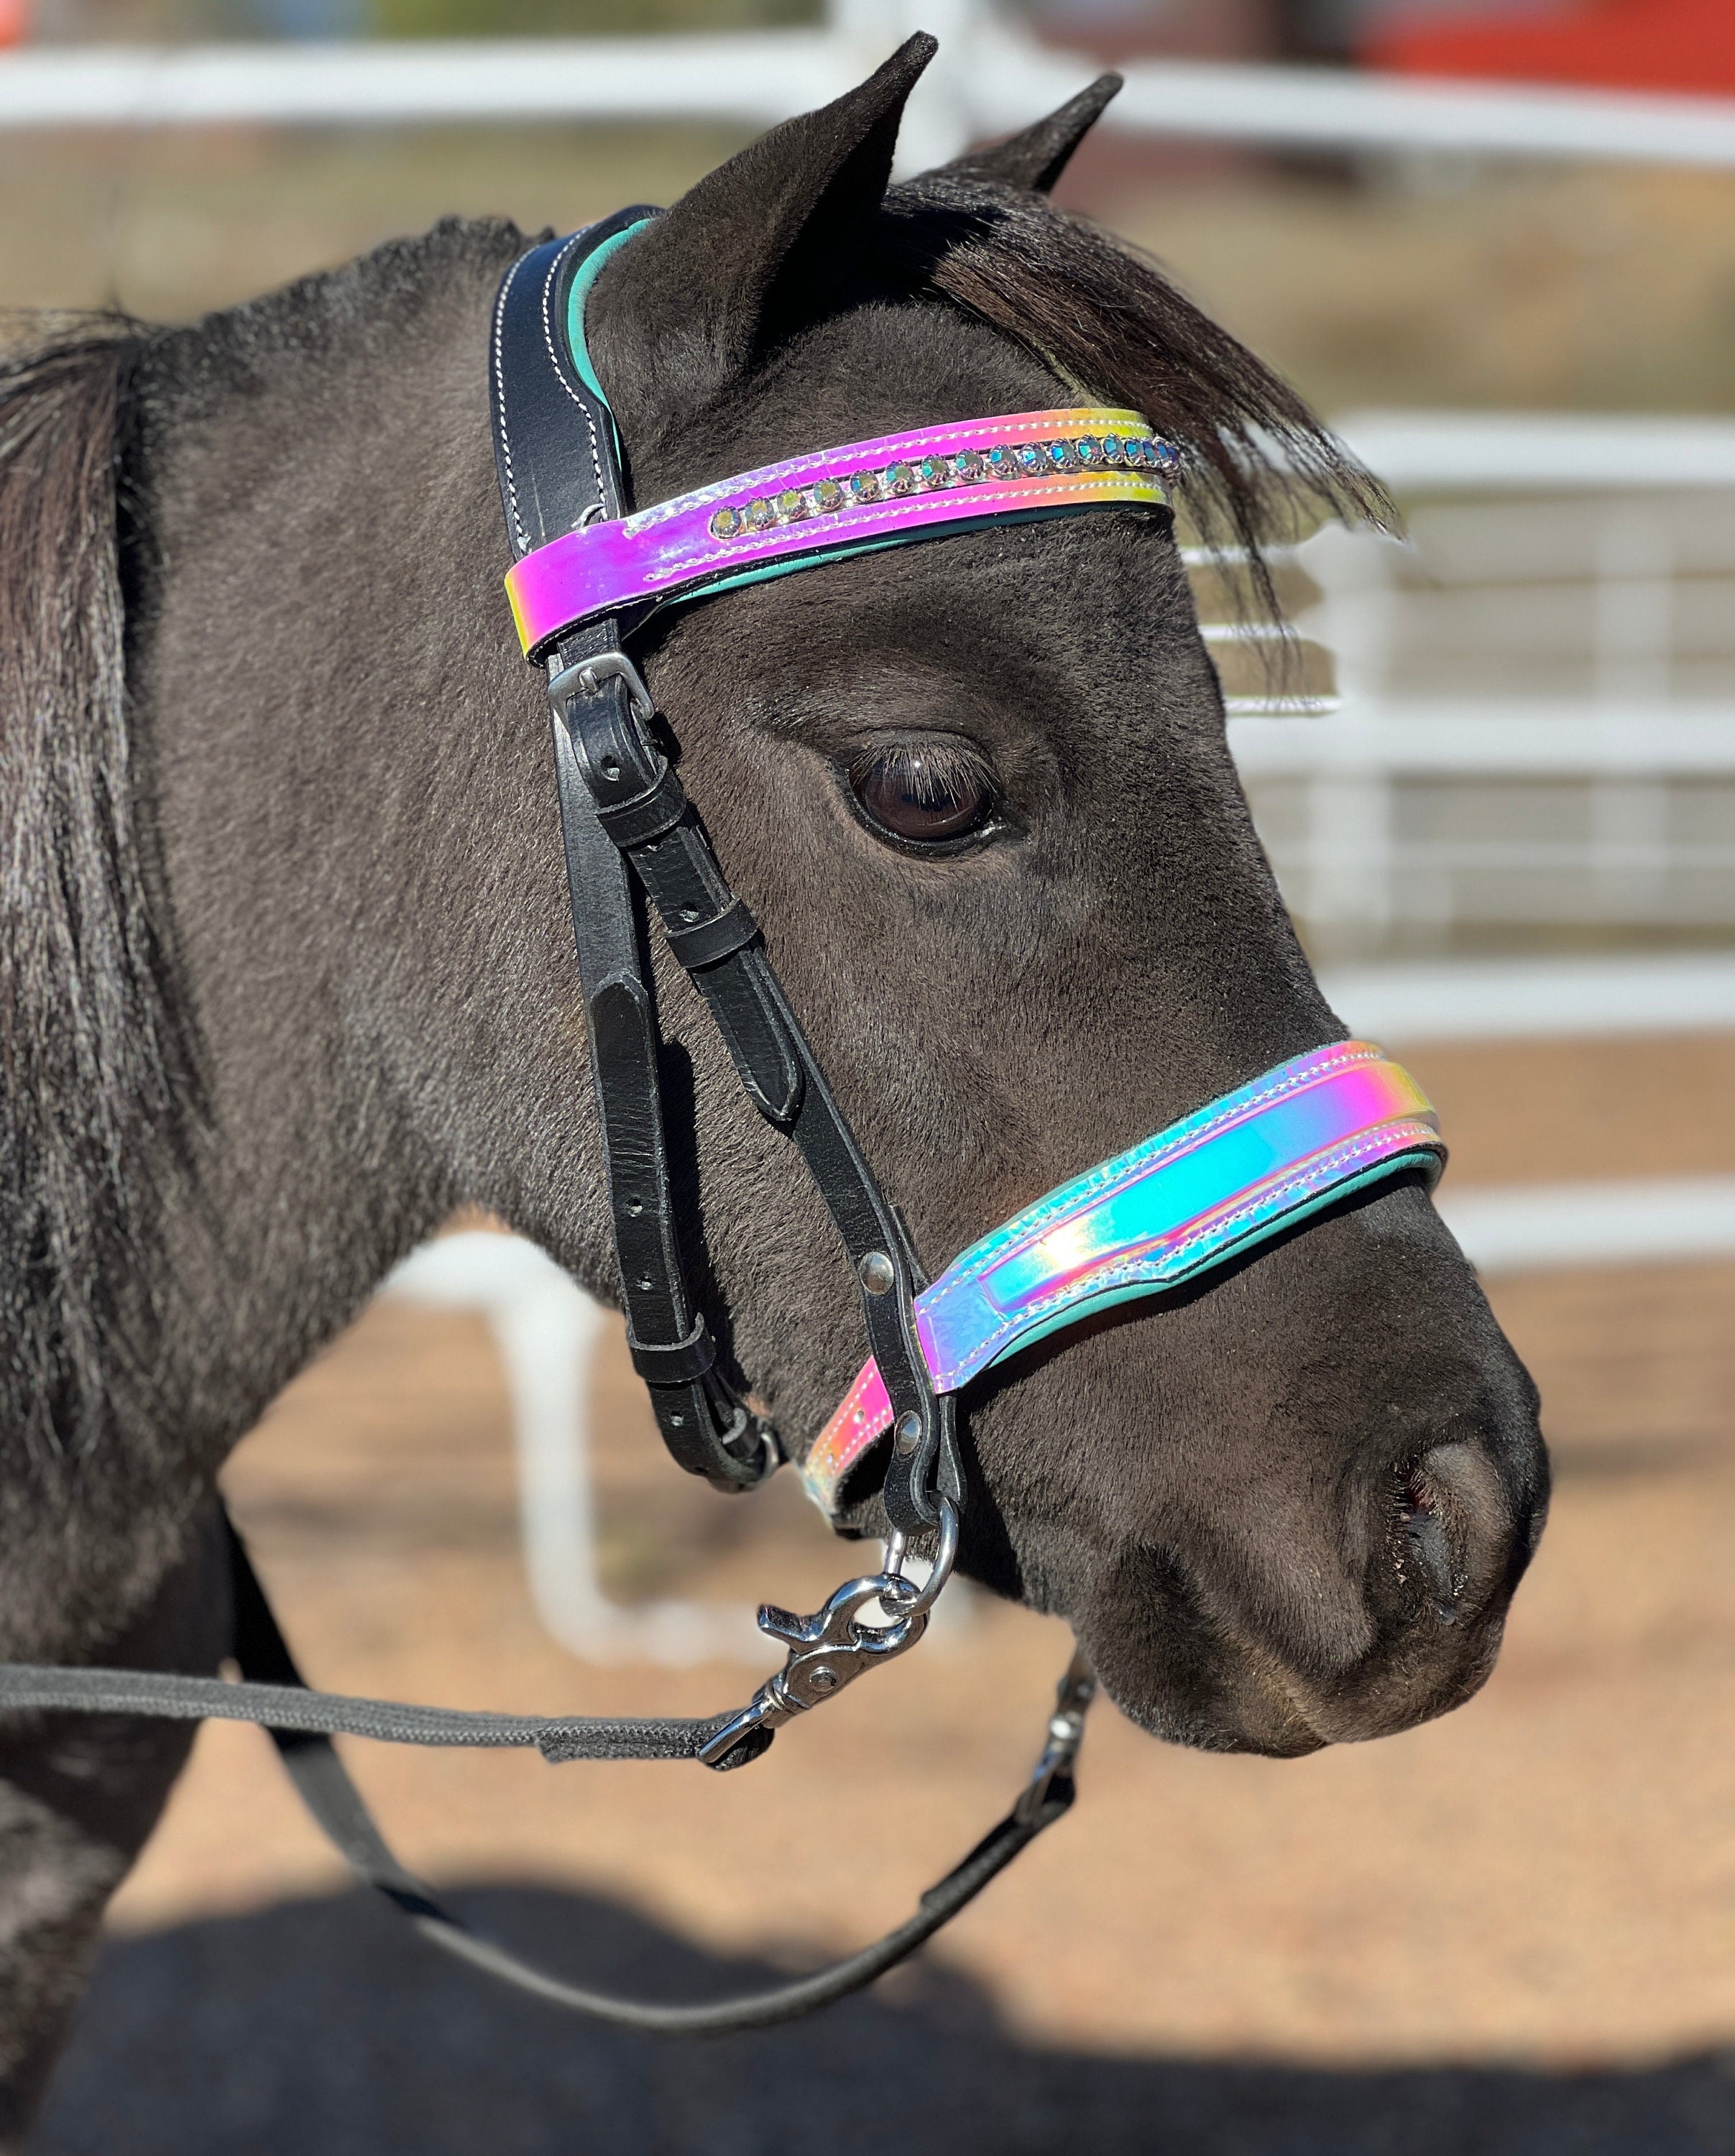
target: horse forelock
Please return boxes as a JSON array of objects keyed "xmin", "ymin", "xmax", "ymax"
[{"xmin": 868, "ymin": 174, "xmax": 1393, "ymax": 595}]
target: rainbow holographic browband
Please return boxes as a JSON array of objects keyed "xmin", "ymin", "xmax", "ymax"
[
  {"xmin": 505, "ymin": 407, "xmax": 1177, "ymax": 656},
  {"xmin": 802, "ymin": 1043, "xmax": 1443, "ymax": 1517}
]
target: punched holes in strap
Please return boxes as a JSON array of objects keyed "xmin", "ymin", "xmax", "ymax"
[{"xmin": 666, "ymin": 897, "xmax": 759, "ymax": 972}]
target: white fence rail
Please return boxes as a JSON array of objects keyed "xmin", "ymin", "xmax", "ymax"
[
  {"xmin": 1225, "ymin": 413, "xmax": 1735, "ymax": 952},
  {"xmin": 1320, "ymin": 952, "xmax": 1735, "ymax": 1042},
  {"xmin": 9, "ymin": 0, "xmax": 1735, "ymax": 170}
]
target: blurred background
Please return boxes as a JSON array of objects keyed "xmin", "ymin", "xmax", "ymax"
[{"xmin": 6, "ymin": 3, "xmax": 1733, "ymax": 2150}]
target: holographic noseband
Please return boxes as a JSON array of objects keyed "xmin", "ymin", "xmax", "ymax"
[{"xmin": 803, "ymin": 1043, "xmax": 1442, "ymax": 1514}]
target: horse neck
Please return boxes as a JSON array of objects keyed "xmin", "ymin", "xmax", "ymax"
[{"xmin": 128, "ymin": 247, "xmax": 620, "ymax": 1463}]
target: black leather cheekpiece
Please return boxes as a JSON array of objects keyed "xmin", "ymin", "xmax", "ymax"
[{"xmin": 489, "ymin": 216, "xmax": 962, "ymax": 1534}]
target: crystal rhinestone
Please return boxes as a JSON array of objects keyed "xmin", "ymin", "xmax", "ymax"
[
  {"xmin": 1154, "ymin": 441, "xmax": 1180, "ymax": 470},
  {"xmin": 1074, "ymin": 437, "xmax": 1100, "ymax": 465},
  {"xmin": 1100, "ymin": 435, "xmax": 1125, "ymax": 465},
  {"xmin": 951, "ymin": 450, "xmax": 985, "ymax": 482},
  {"xmin": 709, "ymin": 506, "xmax": 742, "ymax": 540},
  {"xmin": 884, "ymin": 461, "xmax": 918, "ymax": 494},
  {"xmin": 744, "ymin": 498, "xmax": 776, "ymax": 531},
  {"xmin": 985, "ymin": 445, "xmax": 1017, "ymax": 478},
  {"xmin": 774, "ymin": 489, "xmax": 808, "ymax": 522},
  {"xmin": 1044, "ymin": 440, "xmax": 1077, "ymax": 471},
  {"xmin": 918, "ymin": 455, "xmax": 950, "ymax": 489},
  {"xmin": 1015, "ymin": 443, "xmax": 1045, "ymax": 475},
  {"xmin": 847, "ymin": 470, "xmax": 883, "ymax": 504},
  {"xmin": 812, "ymin": 478, "xmax": 846, "ymax": 513},
  {"xmin": 1132, "ymin": 437, "xmax": 1156, "ymax": 467}
]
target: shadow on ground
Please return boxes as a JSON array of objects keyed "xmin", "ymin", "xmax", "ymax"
[{"xmin": 35, "ymin": 1886, "xmax": 1733, "ymax": 2155}]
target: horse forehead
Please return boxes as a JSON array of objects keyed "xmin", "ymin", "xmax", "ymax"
[{"xmin": 623, "ymin": 301, "xmax": 1063, "ymax": 500}]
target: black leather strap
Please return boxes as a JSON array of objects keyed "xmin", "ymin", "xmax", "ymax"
[
  {"xmin": 0, "ymin": 1518, "xmax": 1080, "ymax": 2033},
  {"xmin": 493, "ymin": 218, "xmax": 774, "ymax": 1495},
  {"xmin": 627, "ymin": 1316, "xmax": 717, "ymax": 1386},
  {"xmin": 663, "ymin": 896, "xmax": 759, "ymax": 972},
  {"xmin": 491, "ymin": 217, "xmax": 962, "ymax": 1531}
]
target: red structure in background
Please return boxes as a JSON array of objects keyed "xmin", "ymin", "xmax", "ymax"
[
  {"xmin": 0, "ymin": 0, "xmax": 28, "ymax": 45},
  {"xmin": 1367, "ymin": 0, "xmax": 1735, "ymax": 97}
]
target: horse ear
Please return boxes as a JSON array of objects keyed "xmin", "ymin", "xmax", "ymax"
[
  {"xmin": 590, "ymin": 33, "xmax": 934, "ymax": 405},
  {"xmin": 935, "ymin": 73, "xmax": 1122, "ymax": 193}
]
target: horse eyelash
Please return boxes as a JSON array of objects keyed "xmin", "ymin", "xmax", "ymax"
[{"xmin": 847, "ymin": 735, "xmax": 999, "ymax": 807}]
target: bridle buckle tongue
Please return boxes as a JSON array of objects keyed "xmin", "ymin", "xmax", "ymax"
[{"xmin": 696, "ymin": 1498, "xmax": 959, "ymax": 1771}]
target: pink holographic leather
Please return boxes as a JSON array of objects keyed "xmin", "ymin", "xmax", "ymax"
[{"xmin": 505, "ymin": 407, "xmax": 1172, "ymax": 655}]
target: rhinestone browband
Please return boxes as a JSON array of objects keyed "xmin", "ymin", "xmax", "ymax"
[
  {"xmin": 505, "ymin": 406, "xmax": 1175, "ymax": 656},
  {"xmin": 704, "ymin": 424, "xmax": 1175, "ymax": 541}
]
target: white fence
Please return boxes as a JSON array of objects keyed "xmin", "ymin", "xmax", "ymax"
[
  {"xmin": 9, "ymin": 0, "xmax": 1735, "ymax": 172},
  {"xmin": 1225, "ymin": 413, "xmax": 1735, "ymax": 955}
]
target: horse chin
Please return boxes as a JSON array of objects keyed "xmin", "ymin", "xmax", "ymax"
[
  {"xmin": 1081, "ymin": 1585, "xmax": 1518, "ymax": 1759},
  {"xmin": 1050, "ymin": 1442, "xmax": 1542, "ymax": 1756}
]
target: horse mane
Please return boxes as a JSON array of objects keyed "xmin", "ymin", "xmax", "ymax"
[
  {"xmin": 873, "ymin": 173, "xmax": 1390, "ymax": 594},
  {"xmin": 0, "ymin": 321, "xmax": 187, "ymax": 1457}
]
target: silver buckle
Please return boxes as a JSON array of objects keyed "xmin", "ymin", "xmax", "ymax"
[{"xmin": 546, "ymin": 649, "xmax": 655, "ymax": 729}]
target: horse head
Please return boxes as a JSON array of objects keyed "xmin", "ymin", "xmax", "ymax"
[
  {"xmin": 535, "ymin": 41, "xmax": 1550, "ymax": 1754},
  {"xmin": 10, "ymin": 42, "xmax": 1546, "ymax": 1764}
]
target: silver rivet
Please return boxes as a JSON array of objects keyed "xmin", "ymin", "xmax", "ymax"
[
  {"xmin": 893, "ymin": 1411, "xmax": 922, "ymax": 1456},
  {"xmin": 809, "ymin": 1666, "xmax": 839, "ymax": 1692},
  {"xmin": 857, "ymin": 1250, "xmax": 895, "ymax": 1296}
]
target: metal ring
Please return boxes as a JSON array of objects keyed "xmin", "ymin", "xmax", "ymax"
[{"xmin": 874, "ymin": 1498, "xmax": 959, "ymax": 1623}]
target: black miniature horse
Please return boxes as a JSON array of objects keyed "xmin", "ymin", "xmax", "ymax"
[{"xmin": 0, "ymin": 42, "xmax": 1547, "ymax": 2138}]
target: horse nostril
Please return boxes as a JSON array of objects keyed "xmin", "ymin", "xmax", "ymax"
[
  {"xmin": 1401, "ymin": 1441, "xmax": 1514, "ymax": 1624},
  {"xmin": 1402, "ymin": 1467, "xmax": 1463, "ymax": 1621}
]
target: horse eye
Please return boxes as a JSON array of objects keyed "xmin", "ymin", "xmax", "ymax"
[{"xmin": 850, "ymin": 742, "xmax": 995, "ymax": 846}]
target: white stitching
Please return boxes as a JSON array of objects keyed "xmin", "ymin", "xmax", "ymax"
[
  {"xmin": 620, "ymin": 407, "xmax": 1154, "ymax": 534},
  {"xmin": 925, "ymin": 1125, "xmax": 1443, "ymax": 1390},
  {"xmin": 508, "ymin": 473, "xmax": 1169, "ymax": 642},
  {"xmin": 635, "ymin": 475, "xmax": 1166, "ymax": 586},
  {"xmin": 540, "ymin": 235, "xmax": 608, "ymax": 520},
  {"xmin": 492, "ymin": 252, "xmax": 533, "ymax": 555},
  {"xmin": 921, "ymin": 1049, "xmax": 1398, "ymax": 1318}
]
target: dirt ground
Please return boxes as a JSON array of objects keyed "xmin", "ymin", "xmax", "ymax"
[{"xmin": 24, "ymin": 1033, "xmax": 1735, "ymax": 2154}]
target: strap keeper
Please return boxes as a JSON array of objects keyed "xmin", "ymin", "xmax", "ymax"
[
  {"xmin": 665, "ymin": 897, "xmax": 759, "ymax": 972},
  {"xmin": 628, "ymin": 1317, "xmax": 718, "ymax": 1387},
  {"xmin": 595, "ymin": 764, "xmax": 688, "ymax": 850}
]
